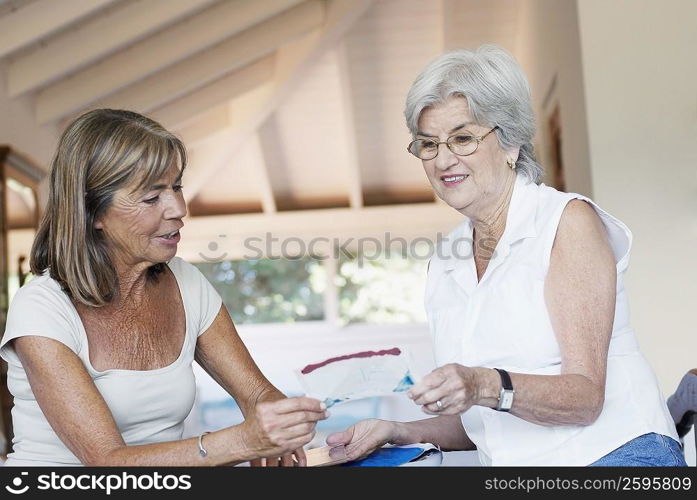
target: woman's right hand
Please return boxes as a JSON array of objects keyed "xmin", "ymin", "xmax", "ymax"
[
  {"xmin": 242, "ymin": 396, "xmax": 328, "ymax": 461},
  {"xmin": 325, "ymin": 419, "xmax": 401, "ymax": 461}
]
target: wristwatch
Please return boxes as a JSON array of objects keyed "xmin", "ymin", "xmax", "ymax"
[{"xmin": 494, "ymin": 368, "xmax": 515, "ymax": 412}]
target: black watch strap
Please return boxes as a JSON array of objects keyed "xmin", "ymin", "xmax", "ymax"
[
  {"xmin": 494, "ymin": 368, "xmax": 514, "ymax": 411},
  {"xmin": 494, "ymin": 368, "xmax": 513, "ymax": 390}
]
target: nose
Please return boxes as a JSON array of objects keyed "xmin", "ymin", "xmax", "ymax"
[
  {"xmin": 164, "ymin": 189, "xmax": 187, "ymax": 220},
  {"xmin": 432, "ymin": 142, "xmax": 458, "ymax": 171}
]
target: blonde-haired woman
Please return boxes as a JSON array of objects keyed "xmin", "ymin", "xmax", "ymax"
[{"xmin": 0, "ymin": 109, "xmax": 326, "ymax": 466}]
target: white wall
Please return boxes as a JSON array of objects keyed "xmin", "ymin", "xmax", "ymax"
[
  {"xmin": 515, "ymin": 0, "xmax": 592, "ymax": 196},
  {"xmin": 577, "ymin": 0, "xmax": 697, "ymax": 395}
]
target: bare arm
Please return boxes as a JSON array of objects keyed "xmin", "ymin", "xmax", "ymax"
[
  {"xmin": 411, "ymin": 200, "xmax": 617, "ymax": 426},
  {"xmin": 508, "ymin": 199, "xmax": 616, "ymax": 425},
  {"xmin": 195, "ymin": 306, "xmax": 320, "ymax": 466},
  {"xmin": 194, "ymin": 305, "xmax": 284, "ymax": 416},
  {"xmin": 326, "ymin": 415, "xmax": 474, "ymax": 461},
  {"xmin": 393, "ymin": 415, "xmax": 474, "ymax": 451},
  {"xmin": 14, "ymin": 331, "xmax": 325, "ymax": 466}
]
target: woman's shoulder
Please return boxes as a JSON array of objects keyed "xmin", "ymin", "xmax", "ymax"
[
  {"xmin": 165, "ymin": 256, "xmax": 218, "ymax": 297},
  {"xmin": 555, "ymin": 199, "xmax": 609, "ymax": 251},
  {"xmin": 2, "ymin": 272, "xmax": 83, "ymax": 363},
  {"xmin": 12, "ymin": 272, "xmax": 71, "ymax": 310},
  {"xmin": 539, "ymin": 188, "xmax": 632, "ymax": 271},
  {"xmin": 166, "ymin": 256, "xmax": 204, "ymax": 283}
]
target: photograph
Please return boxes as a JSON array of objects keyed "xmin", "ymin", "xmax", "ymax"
[{"xmin": 0, "ymin": 0, "xmax": 694, "ymax": 495}]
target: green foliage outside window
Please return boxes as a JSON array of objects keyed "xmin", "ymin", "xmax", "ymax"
[
  {"xmin": 195, "ymin": 257, "xmax": 325, "ymax": 324},
  {"xmin": 336, "ymin": 250, "xmax": 428, "ymax": 325}
]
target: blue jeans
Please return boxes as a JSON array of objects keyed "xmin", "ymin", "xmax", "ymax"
[{"xmin": 590, "ymin": 433, "xmax": 687, "ymax": 466}]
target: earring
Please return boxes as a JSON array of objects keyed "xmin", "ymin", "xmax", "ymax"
[{"xmin": 507, "ymin": 158, "xmax": 516, "ymax": 170}]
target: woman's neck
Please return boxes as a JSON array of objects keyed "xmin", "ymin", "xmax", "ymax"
[
  {"xmin": 111, "ymin": 260, "xmax": 154, "ymax": 308},
  {"xmin": 470, "ymin": 174, "xmax": 516, "ymax": 244}
]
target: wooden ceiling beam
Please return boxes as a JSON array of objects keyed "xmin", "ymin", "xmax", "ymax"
[
  {"xmin": 0, "ymin": 0, "xmax": 117, "ymax": 58},
  {"xmin": 7, "ymin": 0, "xmax": 217, "ymax": 97},
  {"xmin": 149, "ymin": 55, "xmax": 275, "ymax": 130},
  {"xmin": 35, "ymin": 0, "xmax": 306, "ymax": 123},
  {"xmin": 180, "ymin": 0, "xmax": 374, "ymax": 202},
  {"xmin": 336, "ymin": 40, "xmax": 363, "ymax": 209},
  {"xmin": 177, "ymin": 202, "xmax": 461, "ymax": 262},
  {"xmin": 91, "ymin": 1, "xmax": 323, "ymax": 116}
]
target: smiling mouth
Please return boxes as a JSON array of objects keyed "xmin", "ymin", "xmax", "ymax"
[
  {"xmin": 159, "ymin": 231, "xmax": 180, "ymax": 239},
  {"xmin": 441, "ymin": 174, "xmax": 469, "ymax": 185}
]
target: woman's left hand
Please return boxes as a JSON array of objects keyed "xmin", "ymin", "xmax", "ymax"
[
  {"xmin": 247, "ymin": 391, "xmax": 310, "ymax": 467},
  {"xmin": 408, "ymin": 363, "xmax": 481, "ymax": 415}
]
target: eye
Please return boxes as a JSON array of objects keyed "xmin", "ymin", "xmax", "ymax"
[
  {"xmin": 420, "ymin": 139, "xmax": 438, "ymax": 150},
  {"xmin": 143, "ymin": 196, "xmax": 159, "ymax": 205},
  {"xmin": 173, "ymin": 184, "xmax": 183, "ymax": 192},
  {"xmin": 450, "ymin": 134, "xmax": 474, "ymax": 145}
]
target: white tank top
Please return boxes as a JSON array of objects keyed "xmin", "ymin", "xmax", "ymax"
[
  {"xmin": 425, "ymin": 175, "xmax": 677, "ymax": 466},
  {"xmin": 0, "ymin": 257, "xmax": 222, "ymax": 466}
]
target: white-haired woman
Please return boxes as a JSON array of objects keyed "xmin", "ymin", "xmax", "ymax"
[
  {"xmin": 0, "ymin": 109, "xmax": 327, "ymax": 466},
  {"xmin": 326, "ymin": 46, "xmax": 684, "ymax": 466}
]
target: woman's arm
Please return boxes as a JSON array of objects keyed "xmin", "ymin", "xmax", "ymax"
[
  {"xmin": 195, "ymin": 305, "xmax": 327, "ymax": 466},
  {"xmin": 326, "ymin": 415, "xmax": 474, "ymax": 461},
  {"xmin": 13, "ymin": 335, "xmax": 325, "ymax": 466},
  {"xmin": 411, "ymin": 200, "xmax": 617, "ymax": 426},
  {"xmin": 194, "ymin": 306, "xmax": 282, "ymax": 417}
]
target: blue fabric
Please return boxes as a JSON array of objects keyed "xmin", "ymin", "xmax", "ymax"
[
  {"xmin": 589, "ymin": 433, "xmax": 687, "ymax": 466},
  {"xmin": 342, "ymin": 447, "xmax": 425, "ymax": 467}
]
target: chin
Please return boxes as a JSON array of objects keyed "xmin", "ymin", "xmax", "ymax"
[
  {"xmin": 439, "ymin": 193, "xmax": 472, "ymax": 210},
  {"xmin": 152, "ymin": 250, "xmax": 177, "ymax": 263}
]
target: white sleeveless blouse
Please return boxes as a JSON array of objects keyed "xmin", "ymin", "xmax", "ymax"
[{"xmin": 425, "ymin": 175, "xmax": 677, "ymax": 466}]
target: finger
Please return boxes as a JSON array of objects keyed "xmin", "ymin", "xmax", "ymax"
[
  {"xmin": 279, "ymin": 421, "xmax": 317, "ymax": 442},
  {"xmin": 344, "ymin": 441, "xmax": 379, "ymax": 461},
  {"xmin": 250, "ymin": 458, "xmax": 263, "ymax": 467},
  {"xmin": 328, "ymin": 445, "xmax": 348, "ymax": 461},
  {"xmin": 412, "ymin": 388, "xmax": 446, "ymax": 407},
  {"xmin": 280, "ymin": 453, "xmax": 295, "ymax": 467},
  {"xmin": 265, "ymin": 456, "xmax": 281, "ymax": 467},
  {"xmin": 294, "ymin": 448, "xmax": 307, "ymax": 467},
  {"xmin": 278, "ymin": 409, "xmax": 330, "ymax": 429},
  {"xmin": 326, "ymin": 427, "xmax": 354, "ymax": 446},
  {"xmin": 408, "ymin": 371, "xmax": 446, "ymax": 400},
  {"xmin": 427, "ymin": 399, "xmax": 446, "ymax": 412},
  {"xmin": 266, "ymin": 397, "xmax": 327, "ymax": 414}
]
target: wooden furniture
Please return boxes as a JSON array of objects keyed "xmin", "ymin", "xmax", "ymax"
[{"xmin": 0, "ymin": 146, "xmax": 44, "ymax": 457}]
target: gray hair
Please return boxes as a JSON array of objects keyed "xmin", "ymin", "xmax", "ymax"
[{"xmin": 404, "ymin": 45, "xmax": 543, "ymax": 184}]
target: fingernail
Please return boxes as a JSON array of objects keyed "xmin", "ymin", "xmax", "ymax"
[
  {"xmin": 329, "ymin": 445, "xmax": 347, "ymax": 459},
  {"xmin": 324, "ymin": 411, "xmax": 331, "ymax": 418},
  {"xmin": 319, "ymin": 402, "xmax": 327, "ymax": 410}
]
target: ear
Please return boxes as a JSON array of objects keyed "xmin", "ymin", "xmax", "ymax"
[{"xmin": 507, "ymin": 146, "xmax": 521, "ymax": 163}]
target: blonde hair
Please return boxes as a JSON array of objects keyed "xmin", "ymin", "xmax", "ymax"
[{"xmin": 30, "ymin": 109, "xmax": 187, "ymax": 306}]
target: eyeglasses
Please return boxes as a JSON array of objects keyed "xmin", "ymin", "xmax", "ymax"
[{"xmin": 407, "ymin": 126, "xmax": 499, "ymax": 160}]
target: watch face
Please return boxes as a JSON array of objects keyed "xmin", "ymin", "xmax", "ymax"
[{"xmin": 498, "ymin": 389, "xmax": 514, "ymax": 410}]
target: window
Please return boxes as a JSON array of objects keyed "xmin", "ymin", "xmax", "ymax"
[
  {"xmin": 194, "ymin": 257, "xmax": 325, "ymax": 324},
  {"xmin": 195, "ymin": 249, "xmax": 428, "ymax": 326},
  {"xmin": 336, "ymin": 252, "xmax": 427, "ymax": 325}
]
